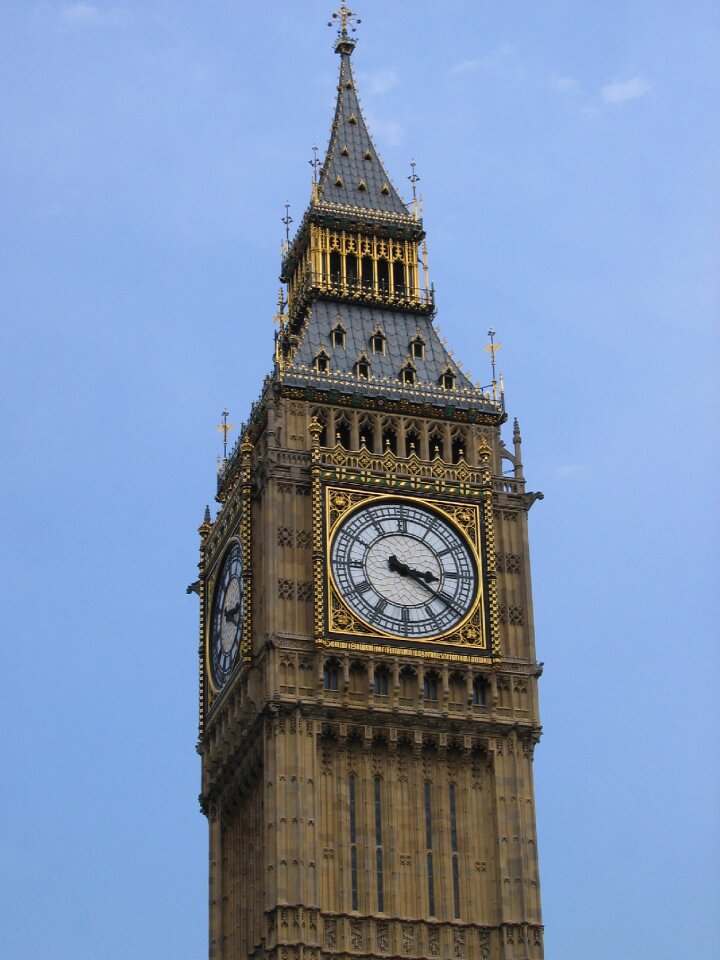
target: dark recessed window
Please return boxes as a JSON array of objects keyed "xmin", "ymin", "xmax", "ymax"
[
  {"xmin": 314, "ymin": 351, "xmax": 330, "ymax": 373},
  {"xmin": 332, "ymin": 326, "xmax": 346, "ymax": 348}
]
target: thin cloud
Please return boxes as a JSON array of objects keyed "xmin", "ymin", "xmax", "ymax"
[
  {"xmin": 601, "ymin": 76, "xmax": 651, "ymax": 104},
  {"xmin": 449, "ymin": 59, "xmax": 483, "ymax": 76},
  {"xmin": 359, "ymin": 69, "xmax": 399, "ymax": 96},
  {"xmin": 550, "ymin": 74, "xmax": 576, "ymax": 92},
  {"xmin": 34, "ymin": 3, "xmax": 130, "ymax": 27},
  {"xmin": 448, "ymin": 44, "xmax": 519, "ymax": 78},
  {"xmin": 555, "ymin": 464, "xmax": 584, "ymax": 479}
]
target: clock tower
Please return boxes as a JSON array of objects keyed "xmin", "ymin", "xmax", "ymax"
[{"xmin": 196, "ymin": 8, "xmax": 545, "ymax": 959}]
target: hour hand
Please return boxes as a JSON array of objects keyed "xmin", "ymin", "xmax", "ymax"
[
  {"xmin": 224, "ymin": 602, "xmax": 242, "ymax": 624},
  {"xmin": 388, "ymin": 555, "xmax": 438, "ymax": 585}
]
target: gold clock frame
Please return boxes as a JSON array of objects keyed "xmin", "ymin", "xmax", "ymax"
[
  {"xmin": 203, "ymin": 439, "xmax": 254, "ymax": 712},
  {"xmin": 325, "ymin": 488, "xmax": 486, "ymax": 648}
]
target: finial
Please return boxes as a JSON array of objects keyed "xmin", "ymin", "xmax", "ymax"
[
  {"xmin": 408, "ymin": 159, "xmax": 420, "ymax": 201},
  {"xmin": 282, "ymin": 202, "xmax": 293, "ymax": 244},
  {"xmin": 217, "ymin": 409, "xmax": 234, "ymax": 460},
  {"xmin": 328, "ymin": 2, "xmax": 361, "ymax": 55},
  {"xmin": 203, "ymin": 504, "xmax": 211, "ymax": 525},
  {"xmin": 513, "ymin": 417, "xmax": 521, "ymax": 443},
  {"xmin": 273, "ymin": 286, "xmax": 286, "ymax": 329},
  {"xmin": 309, "ymin": 144, "xmax": 320, "ymax": 184},
  {"xmin": 484, "ymin": 328, "xmax": 502, "ymax": 401}
]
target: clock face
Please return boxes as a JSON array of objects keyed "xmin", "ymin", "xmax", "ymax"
[
  {"xmin": 329, "ymin": 499, "xmax": 478, "ymax": 639},
  {"xmin": 210, "ymin": 542, "xmax": 243, "ymax": 688}
]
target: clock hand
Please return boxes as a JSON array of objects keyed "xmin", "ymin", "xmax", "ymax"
[
  {"xmin": 388, "ymin": 555, "xmax": 438, "ymax": 584},
  {"xmin": 387, "ymin": 555, "xmax": 462, "ymax": 615},
  {"xmin": 224, "ymin": 601, "xmax": 242, "ymax": 624}
]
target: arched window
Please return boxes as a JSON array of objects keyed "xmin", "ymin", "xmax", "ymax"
[
  {"xmin": 440, "ymin": 366, "xmax": 456, "ymax": 390},
  {"xmin": 429, "ymin": 429, "xmax": 445, "ymax": 460},
  {"xmin": 393, "ymin": 260, "xmax": 406, "ymax": 296},
  {"xmin": 472, "ymin": 676, "xmax": 489, "ymax": 707},
  {"xmin": 451, "ymin": 432, "xmax": 467, "ymax": 463},
  {"xmin": 382, "ymin": 421, "xmax": 398, "ymax": 454},
  {"xmin": 313, "ymin": 349, "xmax": 330, "ymax": 374},
  {"xmin": 374, "ymin": 667, "xmax": 390, "ymax": 696},
  {"xmin": 423, "ymin": 672, "xmax": 439, "ymax": 701},
  {"xmin": 411, "ymin": 334, "xmax": 425, "ymax": 360},
  {"xmin": 355, "ymin": 355, "xmax": 371, "ymax": 380},
  {"xmin": 323, "ymin": 662, "xmax": 339, "ymax": 691},
  {"xmin": 371, "ymin": 328, "xmax": 386, "ymax": 355},
  {"xmin": 335, "ymin": 415, "xmax": 351, "ymax": 449},
  {"xmin": 331, "ymin": 322, "xmax": 346, "ymax": 349},
  {"xmin": 404, "ymin": 424, "xmax": 421, "ymax": 457},
  {"xmin": 358, "ymin": 415, "xmax": 375, "ymax": 452},
  {"xmin": 400, "ymin": 362, "xmax": 416, "ymax": 385}
]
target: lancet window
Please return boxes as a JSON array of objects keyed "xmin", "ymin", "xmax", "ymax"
[
  {"xmin": 440, "ymin": 365, "xmax": 456, "ymax": 390},
  {"xmin": 404, "ymin": 423, "xmax": 421, "ymax": 457},
  {"xmin": 358, "ymin": 414, "xmax": 376, "ymax": 452},
  {"xmin": 313, "ymin": 349, "xmax": 330, "ymax": 373},
  {"xmin": 355, "ymin": 355, "xmax": 371, "ymax": 380},
  {"xmin": 381, "ymin": 420, "xmax": 398, "ymax": 454},
  {"xmin": 370, "ymin": 327, "xmax": 387, "ymax": 355},
  {"xmin": 411, "ymin": 333, "xmax": 425, "ymax": 360},
  {"xmin": 334, "ymin": 414, "xmax": 351, "ymax": 449},
  {"xmin": 451, "ymin": 429, "xmax": 468, "ymax": 463},
  {"xmin": 331, "ymin": 321, "xmax": 346, "ymax": 348},
  {"xmin": 429, "ymin": 428, "xmax": 445, "ymax": 460},
  {"xmin": 472, "ymin": 675, "xmax": 489, "ymax": 707},
  {"xmin": 400, "ymin": 361, "xmax": 416, "ymax": 385}
]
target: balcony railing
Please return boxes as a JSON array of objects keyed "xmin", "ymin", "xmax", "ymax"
[{"xmin": 288, "ymin": 267, "xmax": 435, "ymax": 320}]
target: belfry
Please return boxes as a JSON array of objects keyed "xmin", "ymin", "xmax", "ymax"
[{"xmin": 195, "ymin": 6, "xmax": 545, "ymax": 958}]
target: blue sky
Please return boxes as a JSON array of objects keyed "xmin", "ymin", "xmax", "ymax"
[{"xmin": 1, "ymin": 2, "xmax": 718, "ymax": 957}]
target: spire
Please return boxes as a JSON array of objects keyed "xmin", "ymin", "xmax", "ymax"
[{"xmin": 315, "ymin": 12, "xmax": 409, "ymax": 219}]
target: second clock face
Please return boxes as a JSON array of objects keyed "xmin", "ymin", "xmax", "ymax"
[
  {"xmin": 329, "ymin": 499, "xmax": 478, "ymax": 639},
  {"xmin": 210, "ymin": 542, "xmax": 243, "ymax": 689}
]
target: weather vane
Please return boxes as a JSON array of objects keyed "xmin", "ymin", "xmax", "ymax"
[
  {"xmin": 408, "ymin": 159, "xmax": 420, "ymax": 201},
  {"xmin": 309, "ymin": 144, "xmax": 320, "ymax": 183},
  {"xmin": 328, "ymin": 2, "xmax": 361, "ymax": 44},
  {"xmin": 282, "ymin": 201, "xmax": 293, "ymax": 244},
  {"xmin": 217, "ymin": 408, "xmax": 234, "ymax": 460},
  {"xmin": 484, "ymin": 328, "xmax": 502, "ymax": 400}
]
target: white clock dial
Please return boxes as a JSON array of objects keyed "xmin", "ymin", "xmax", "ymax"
[
  {"xmin": 330, "ymin": 499, "xmax": 478, "ymax": 639},
  {"xmin": 210, "ymin": 542, "xmax": 243, "ymax": 688}
]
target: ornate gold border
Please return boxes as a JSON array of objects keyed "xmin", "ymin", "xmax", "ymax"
[
  {"xmin": 203, "ymin": 438, "xmax": 254, "ymax": 709},
  {"xmin": 323, "ymin": 486, "xmax": 487, "ymax": 649}
]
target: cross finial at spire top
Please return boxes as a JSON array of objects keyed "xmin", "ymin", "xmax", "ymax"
[{"xmin": 328, "ymin": 2, "xmax": 361, "ymax": 55}]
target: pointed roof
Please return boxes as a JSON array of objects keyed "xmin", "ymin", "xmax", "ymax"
[{"xmin": 315, "ymin": 51, "xmax": 409, "ymax": 219}]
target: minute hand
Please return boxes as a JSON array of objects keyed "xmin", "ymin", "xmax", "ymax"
[{"xmin": 405, "ymin": 569, "xmax": 465, "ymax": 617}]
